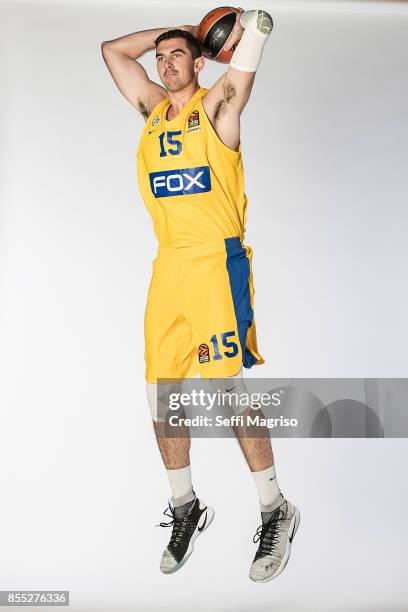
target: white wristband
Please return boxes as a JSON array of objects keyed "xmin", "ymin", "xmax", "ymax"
[{"xmin": 230, "ymin": 9, "xmax": 273, "ymax": 72}]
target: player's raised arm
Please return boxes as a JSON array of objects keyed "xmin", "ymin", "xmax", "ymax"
[
  {"xmin": 201, "ymin": 8, "xmax": 273, "ymax": 148},
  {"xmin": 101, "ymin": 25, "xmax": 195, "ymax": 119}
]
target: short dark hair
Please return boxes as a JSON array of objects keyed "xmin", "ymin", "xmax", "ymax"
[{"xmin": 154, "ymin": 29, "xmax": 202, "ymax": 60}]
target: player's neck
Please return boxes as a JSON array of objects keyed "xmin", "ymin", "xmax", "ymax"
[{"xmin": 166, "ymin": 83, "xmax": 201, "ymax": 119}]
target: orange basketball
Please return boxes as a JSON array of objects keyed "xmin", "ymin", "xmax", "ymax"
[{"xmin": 197, "ymin": 6, "xmax": 240, "ymax": 64}]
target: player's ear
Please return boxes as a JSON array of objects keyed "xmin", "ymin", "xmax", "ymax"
[{"xmin": 194, "ymin": 56, "xmax": 205, "ymax": 74}]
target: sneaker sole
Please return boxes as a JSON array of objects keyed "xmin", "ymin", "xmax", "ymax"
[
  {"xmin": 249, "ymin": 507, "xmax": 301, "ymax": 583},
  {"xmin": 160, "ymin": 506, "xmax": 215, "ymax": 574}
]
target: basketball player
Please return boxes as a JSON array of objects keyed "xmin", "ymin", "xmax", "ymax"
[{"xmin": 101, "ymin": 8, "xmax": 300, "ymax": 582}]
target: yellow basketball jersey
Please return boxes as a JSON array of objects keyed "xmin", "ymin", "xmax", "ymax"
[{"xmin": 136, "ymin": 87, "xmax": 248, "ymax": 248}]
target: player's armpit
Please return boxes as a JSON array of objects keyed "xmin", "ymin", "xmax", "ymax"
[
  {"xmin": 201, "ymin": 76, "xmax": 242, "ymax": 151},
  {"xmin": 223, "ymin": 66, "xmax": 257, "ymax": 115},
  {"xmin": 138, "ymin": 80, "xmax": 168, "ymax": 121},
  {"xmin": 202, "ymin": 66, "xmax": 255, "ymax": 115},
  {"xmin": 201, "ymin": 67, "xmax": 255, "ymax": 150}
]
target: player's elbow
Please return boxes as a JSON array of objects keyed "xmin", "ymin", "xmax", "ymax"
[
  {"xmin": 101, "ymin": 40, "xmax": 116, "ymax": 56},
  {"xmin": 258, "ymin": 9, "xmax": 273, "ymax": 22}
]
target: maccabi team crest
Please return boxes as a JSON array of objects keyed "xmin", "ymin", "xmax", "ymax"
[
  {"xmin": 188, "ymin": 110, "xmax": 200, "ymax": 129},
  {"xmin": 198, "ymin": 343, "xmax": 210, "ymax": 363}
]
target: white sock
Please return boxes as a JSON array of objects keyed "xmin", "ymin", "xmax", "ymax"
[
  {"xmin": 251, "ymin": 464, "xmax": 284, "ymax": 512},
  {"xmin": 166, "ymin": 465, "xmax": 195, "ymax": 507}
]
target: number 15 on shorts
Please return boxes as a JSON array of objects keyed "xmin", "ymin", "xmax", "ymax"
[
  {"xmin": 198, "ymin": 331, "xmax": 239, "ymax": 364},
  {"xmin": 211, "ymin": 331, "xmax": 239, "ymax": 360}
]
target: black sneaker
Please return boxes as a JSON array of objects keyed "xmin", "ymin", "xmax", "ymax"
[
  {"xmin": 249, "ymin": 499, "xmax": 300, "ymax": 582},
  {"xmin": 157, "ymin": 496, "xmax": 214, "ymax": 574}
]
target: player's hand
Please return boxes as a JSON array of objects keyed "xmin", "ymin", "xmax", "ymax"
[
  {"xmin": 222, "ymin": 7, "xmax": 244, "ymax": 52},
  {"xmin": 182, "ymin": 23, "xmax": 208, "ymax": 56},
  {"xmin": 182, "ymin": 24, "xmax": 200, "ymax": 38}
]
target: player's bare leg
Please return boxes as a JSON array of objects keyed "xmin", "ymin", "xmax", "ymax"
[
  {"xmin": 153, "ymin": 421, "xmax": 191, "ymax": 470},
  {"xmin": 232, "ymin": 406, "xmax": 274, "ymax": 471},
  {"xmin": 149, "ymin": 386, "xmax": 214, "ymax": 574},
  {"xmin": 210, "ymin": 370, "xmax": 300, "ymax": 582}
]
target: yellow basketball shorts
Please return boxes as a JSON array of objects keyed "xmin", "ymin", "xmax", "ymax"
[{"xmin": 144, "ymin": 237, "xmax": 265, "ymax": 383}]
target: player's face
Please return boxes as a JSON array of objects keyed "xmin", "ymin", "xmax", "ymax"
[{"xmin": 156, "ymin": 38, "xmax": 198, "ymax": 91}]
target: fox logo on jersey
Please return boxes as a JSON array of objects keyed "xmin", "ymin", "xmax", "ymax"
[{"xmin": 149, "ymin": 166, "xmax": 211, "ymax": 198}]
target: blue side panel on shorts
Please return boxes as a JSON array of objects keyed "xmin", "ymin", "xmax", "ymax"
[{"xmin": 224, "ymin": 237, "xmax": 258, "ymax": 368}]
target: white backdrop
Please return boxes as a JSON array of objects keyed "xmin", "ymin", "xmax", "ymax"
[{"xmin": 1, "ymin": 0, "xmax": 408, "ymax": 610}]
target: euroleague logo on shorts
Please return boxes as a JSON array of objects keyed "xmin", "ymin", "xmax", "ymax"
[{"xmin": 198, "ymin": 343, "xmax": 210, "ymax": 363}]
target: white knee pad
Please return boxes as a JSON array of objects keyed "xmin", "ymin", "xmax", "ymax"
[
  {"xmin": 146, "ymin": 381, "xmax": 182, "ymax": 422},
  {"xmin": 148, "ymin": 371, "xmax": 259, "ymax": 420},
  {"xmin": 208, "ymin": 367, "xmax": 257, "ymax": 416}
]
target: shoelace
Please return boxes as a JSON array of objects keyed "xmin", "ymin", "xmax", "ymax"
[
  {"xmin": 253, "ymin": 505, "xmax": 287, "ymax": 556},
  {"xmin": 156, "ymin": 503, "xmax": 191, "ymax": 547},
  {"xmin": 157, "ymin": 503, "xmax": 177, "ymax": 528}
]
